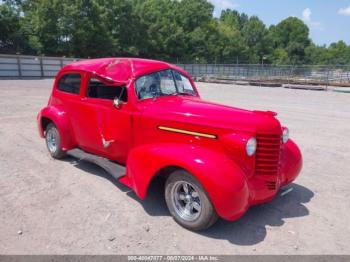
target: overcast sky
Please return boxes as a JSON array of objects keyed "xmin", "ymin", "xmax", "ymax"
[{"xmin": 210, "ymin": 0, "xmax": 350, "ymax": 46}]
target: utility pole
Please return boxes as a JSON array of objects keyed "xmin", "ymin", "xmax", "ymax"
[{"xmin": 261, "ymin": 55, "xmax": 267, "ymax": 87}]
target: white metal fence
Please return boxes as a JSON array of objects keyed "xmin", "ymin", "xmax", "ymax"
[
  {"xmin": 0, "ymin": 54, "xmax": 78, "ymax": 78},
  {"xmin": 179, "ymin": 64, "xmax": 350, "ymax": 86},
  {"xmin": 1, "ymin": 54, "xmax": 349, "ymax": 86}
]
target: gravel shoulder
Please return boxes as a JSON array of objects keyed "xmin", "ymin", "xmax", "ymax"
[{"xmin": 0, "ymin": 79, "xmax": 349, "ymax": 254}]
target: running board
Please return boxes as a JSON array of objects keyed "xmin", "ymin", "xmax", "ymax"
[{"xmin": 67, "ymin": 148, "xmax": 126, "ymax": 180}]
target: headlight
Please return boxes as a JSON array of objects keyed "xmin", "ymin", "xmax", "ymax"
[
  {"xmin": 246, "ymin": 137, "xmax": 257, "ymax": 156},
  {"xmin": 282, "ymin": 128, "xmax": 289, "ymax": 144}
]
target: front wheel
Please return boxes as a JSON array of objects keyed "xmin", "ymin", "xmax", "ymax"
[
  {"xmin": 165, "ymin": 170, "xmax": 218, "ymax": 231},
  {"xmin": 45, "ymin": 123, "xmax": 66, "ymax": 159}
]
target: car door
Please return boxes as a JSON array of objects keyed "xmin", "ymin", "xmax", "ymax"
[{"xmin": 76, "ymin": 76, "xmax": 132, "ymax": 164}]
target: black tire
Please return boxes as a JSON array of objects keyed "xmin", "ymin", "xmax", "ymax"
[
  {"xmin": 45, "ymin": 122, "xmax": 66, "ymax": 159},
  {"xmin": 165, "ymin": 170, "xmax": 218, "ymax": 231}
]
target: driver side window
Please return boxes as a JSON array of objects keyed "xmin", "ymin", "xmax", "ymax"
[{"xmin": 87, "ymin": 78, "xmax": 127, "ymax": 102}]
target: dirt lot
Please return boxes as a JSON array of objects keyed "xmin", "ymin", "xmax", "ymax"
[{"xmin": 0, "ymin": 79, "xmax": 349, "ymax": 255}]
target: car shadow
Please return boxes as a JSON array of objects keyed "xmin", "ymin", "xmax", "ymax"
[
  {"xmin": 65, "ymin": 157, "xmax": 314, "ymax": 245},
  {"xmin": 141, "ymin": 177, "xmax": 314, "ymax": 245},
  {"xmin": 200, "ymin": 183, "xmax": 314, "ymax": 245},
  {"xmin": 63, "ymin": 156, "xmax": 132, "ymax": 193}
]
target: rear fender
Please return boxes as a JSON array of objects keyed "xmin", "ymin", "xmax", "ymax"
[
  {"xmin": 126, "ymin": 143, "xmax": 250, "ymax": 221},
  {"xmin": 37, "ymin": 106, "xmax": 76, "ymax": 151}
]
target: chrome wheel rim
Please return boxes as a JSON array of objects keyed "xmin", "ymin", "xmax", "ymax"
[
  {"xmin": 171, "ymin": 181, "xmax": 201, "ymax": 222},
  {"xmin": 46, "ymin": 128, "xmax": 57, "ymax": 153}
]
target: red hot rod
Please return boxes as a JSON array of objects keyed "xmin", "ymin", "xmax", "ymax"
[{"xmin": 37, "ymin": 58, "xmax": 302, "ymax": 231}]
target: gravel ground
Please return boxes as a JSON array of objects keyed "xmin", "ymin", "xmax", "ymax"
[{"xmin": 0, "ymin": 79, "xmax": 349, "ymax": 255}]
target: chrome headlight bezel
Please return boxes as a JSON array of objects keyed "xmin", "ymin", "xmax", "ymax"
[
  {"xmin": 282, "ymin": 128, "xmax": 289, "ymax": 144},
  {"xmin": 246, "ymin": 137, "xmax": 257, "ymax": 156}
]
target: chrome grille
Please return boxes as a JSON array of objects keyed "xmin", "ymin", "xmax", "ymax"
[{"xmin": 255, "ymin": 133, "xmax": 282, "ymax": 177}]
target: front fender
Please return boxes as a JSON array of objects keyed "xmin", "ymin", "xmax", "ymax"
[
  {"xmin": 37, "ymin": 106, "xmax": 76, "ymax": 151},
  {"xmin": 280, "ymin": 139, "xmax": 303, "ymax": 186},
  {"xmin": 126, "ymin": 143, "xmax": 250, "ymax": 221}
]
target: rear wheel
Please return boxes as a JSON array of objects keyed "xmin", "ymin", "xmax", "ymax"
[
  {"xmin": 165, "ymin": 170, "xmax": 218, "ymax": 231},
  {"xmin": 45, "ymin": 123, "xmax": 66, "ymax": 159}
]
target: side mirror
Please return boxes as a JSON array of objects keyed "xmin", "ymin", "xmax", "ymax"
[
  {"xmin": 113, "ymin": 97, "xmax": 122, "ymax": 109},
  {"xmin": 113, "ymin": 86, "xmax": 127, "ymax": 109}
]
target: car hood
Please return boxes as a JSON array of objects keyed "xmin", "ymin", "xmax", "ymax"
[{"xmin": 140, "ymin": 96, "xmax": 282, "ymax": 135}]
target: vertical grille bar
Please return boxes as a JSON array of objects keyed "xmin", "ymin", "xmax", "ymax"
[{"xmin": 255, "ymin": 133, "xmax": 282, "ymax": 190}]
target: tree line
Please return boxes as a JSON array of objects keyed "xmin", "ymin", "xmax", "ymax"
[{"xmin": 1, "ymin": 0, "xmax": 350, "ymax": 65}]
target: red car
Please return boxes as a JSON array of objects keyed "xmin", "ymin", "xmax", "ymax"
[{"xmin": 37, "ymin": 58, "xmax": 302, "ymax": 231}]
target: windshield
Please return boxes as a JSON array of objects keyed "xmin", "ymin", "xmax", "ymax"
[{"xmin": 135, "ymin": 69, "xmax": 196, "ymax": 100}]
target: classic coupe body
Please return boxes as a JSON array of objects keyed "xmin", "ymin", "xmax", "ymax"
[{"xmin": 37, "ymin": 58, "xmax": 302, "ymax": 230}]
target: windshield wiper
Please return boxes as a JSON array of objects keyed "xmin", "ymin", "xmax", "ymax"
[{"xmin": 171, "ymin": 92, "xmax": 194, "ymax": 97}]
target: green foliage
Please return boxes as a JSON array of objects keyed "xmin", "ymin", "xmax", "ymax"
[
  {"xmin": 269, "ymin": 17, "xmax": 311, "ymax": 64},
  {"xmin": 220, "ymin": 9, "xmax": 247, "ymax": 31},
  {"xmin": 1, "ymin": 0, "xmax": 349, "ymax": 65},
  {"xmin": 328, "ymin": 41, "xmax": 350, "ymax": 65},
  {"xmin": 0, "ymin": 2, "xmax": 21, "ymax": 52},
  {"xmin": 19, "ymin": 0, "xmax": 136, "ymax": 57},
  {"xmin": 241, "ymin": 16, "xmax": 271, "ymax": 64},
  {"xmin": 0, "ymin": 0, "xmax": 36, "ymax": 54}
]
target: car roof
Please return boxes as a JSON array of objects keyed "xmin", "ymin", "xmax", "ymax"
[{"xmin": 61, "ymin": 58, "xmax": 189, "ymax": 84}]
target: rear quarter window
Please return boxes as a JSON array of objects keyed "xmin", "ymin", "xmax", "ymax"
[{"xmin": 57, "ymin": 73, "xmax": 81, "ymax": 94}]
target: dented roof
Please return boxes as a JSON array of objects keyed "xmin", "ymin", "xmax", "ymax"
[{"xmin": 61, "ymin": 58, "xmax": 186, "ymax": 84}]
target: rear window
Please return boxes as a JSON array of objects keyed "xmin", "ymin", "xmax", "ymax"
[{"xmin": 57, "ymin": 74, "xmax": 81, "ymax": 94}]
